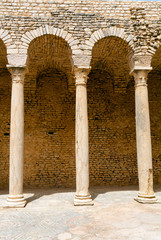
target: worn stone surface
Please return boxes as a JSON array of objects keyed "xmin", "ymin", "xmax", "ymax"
[
  {"xmin": 74, "ymin": 68, "xmax": 93, "ymax": 205},
  {"xmin": 0, "ymin": 186, "xmax": 161, "ymax": 239},
  {"xmin": 133, "ymin": 69, "xmax": 155, "ymax": 202},
  {"xmin": 6, "ymin": 67, "xmax": 26, "ymax": 207}
]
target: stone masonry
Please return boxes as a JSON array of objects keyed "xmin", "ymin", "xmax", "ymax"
[{"xmin": 0, "ymin": 1, "xmax": 161, "ymax": 206}]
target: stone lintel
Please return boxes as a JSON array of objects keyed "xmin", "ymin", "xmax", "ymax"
[
  {"xmin": 72, "ymin": 55, "xmax": 91, "ymax": 69},
  {"xmin": 132, "ymin": 54, "xmax": 153, "ymax": 72},
  {"xmin": 130, "ymin": 66, "xmax": 152, "ymax": 75},
  {"xmin": 7, "ymin": 54, "xmax": 27, "ymax": 67},
  {"xmin": 7, "ymin": 64, "xmax": 26, "ymax": 68}
]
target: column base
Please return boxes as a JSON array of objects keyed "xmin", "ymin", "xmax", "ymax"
[
  {"xmin": 5, "ymin": 195, "xmax": 27, "ymax": 208},
  {"xmin": 134, "ymin": 194, "xmax": 158, "ymax": 204},
  {"xmin": 74, "ymin": 194, "xmax": 94, "ymax": 206}
]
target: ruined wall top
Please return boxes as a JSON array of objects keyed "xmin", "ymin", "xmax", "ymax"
[
  {"xmin": 0, "ymin": 0, "xmax": 160, "ymax": 19},
  {"xmin": 0, "ymin": 0, "xmax": 160, "ymax": 70}
]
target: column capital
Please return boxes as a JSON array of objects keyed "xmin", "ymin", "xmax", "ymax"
[
  {"xmin": 132, "ymin": 68, "xmax": 151, "ymax": 88},
  {"xmin": 7, "ymin": 65, "xmax": 26, "ymax": 84},
  {"xmin": 73, "ymin": 67, "xmax": 91, "ymax": 85}
]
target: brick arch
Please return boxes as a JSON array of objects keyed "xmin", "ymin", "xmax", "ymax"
[
  {"xmin": 150, "ymin": 41, "xmax": 161, "ymax": 70},
  {"xmin": 0, "ymin": 29, "xmax": 12, "ymax": 47},
  {"xmin": 86, "ymin": 27, "xmax": 134, "ymax": 51},
  {"xmin": 148, "ymin": 39, "xmax": 161, "ymax": 58},
  {"xmin": 87, "ymin": 27, "xmax": 135, "ymax": 72},
  {"xmin": 137, "ymin": 39, "xmax": 161, "ymax": 68},
  {"xmin": 20, "ymin": 25, "xmax": 80, "ymax": 56},
  {"xmin": 0, "ymin": 29, "xmax": 14, "ymax": 55}
]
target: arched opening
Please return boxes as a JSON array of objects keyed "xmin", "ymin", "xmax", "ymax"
[
  {"xmin": 148, "ymin": 46, "xmax": 161, "ymax": 185},
  {"xmin": 24, "ymin": 34, "xmax": 75, "ymax": 188},
  {"xmin": 0, "ymin": 39, "xmax": 11, "ymax": 189},
  {"xmin": 88, "ymin": 36, "xmax": 137, "ymax": 186}
]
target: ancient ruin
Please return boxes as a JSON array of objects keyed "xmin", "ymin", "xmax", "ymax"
[{"xmin": 0, "ymin": 0, "xmax": 161, "ymax": 207}]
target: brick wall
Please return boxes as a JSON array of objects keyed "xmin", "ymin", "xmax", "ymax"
[
  {"xmin": 0, "ymin": 70, "xmax": 11, "ymax": 189},
  {"xmin": 149, "ymin": 71, "xmax": 161, "ymax": 184},
  {"xmin": 23, "ymin": 70, "xmax": 75, "ymax": 187},
  {"xmin": 0, "ymin": 68, "xmax": 161, "ymax": 188},
  {"xmin": 88, "ymin": 69, "xmax": 137, "ymax": 186},
  {"xmin": 0, "ymin": 0, "xmax": 161, "ymax": 188}
]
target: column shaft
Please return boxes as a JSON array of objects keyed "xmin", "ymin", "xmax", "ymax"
[
  {"xmin": 6, "ymin": 66, "xmax": 26, "ymax": 207},
  {"xmin": 74, "ymin": 68, "xmax": 93, "ymax": 206},
  {"xmin": 133, "ymin": 70, "xmax": 157, "ymax": 203}
]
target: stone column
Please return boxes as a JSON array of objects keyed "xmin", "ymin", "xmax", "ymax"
[
  {"xmin": 6, "ymin": 66, "xmax": 26, "ymax": 207},
  {"xmin": 74, "ymin": 67, "xmax": 93, "ymax": 206},
  {"xmin": 133, "ymin": 69, "xmax": 157, "ymax": 203}
]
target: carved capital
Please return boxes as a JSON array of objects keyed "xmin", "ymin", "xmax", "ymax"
[
  {"xmin": 73, "ymin": 67, "xmax": 91, "ymax": 85},
  {"xmin": 7, "ymin": 66, "xmax": 26, "ymax": 85},
  {"xmin": 132, "ymin": 70, "xmax": 149, "ymax": 87}
]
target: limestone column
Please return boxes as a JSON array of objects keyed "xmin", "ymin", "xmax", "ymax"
[
  {"xmin": 74, "ymin": 67, "xmax": 93, "ymax": 206},
  {"xmin": 133, "ymin": 69, "xmax": 157, "ymax": 203},
  {"xmin": 6, "ymin": 66, "xmax": 26, "ymax": 207}
]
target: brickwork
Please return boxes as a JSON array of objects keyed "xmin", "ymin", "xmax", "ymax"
[
  {"xmin": 0, "ymin": 0, "xmax": 161, "ymax": 188},
  {"xmin": 88, "ymin": 69, "xmax": 137, "ymax": 186},
  {"xmin": 0, "ymin": 1, "xmax": 160, "ymax": 61},
  {"xmin": 0, "ymin": 69, "xmax": 11, "ymax": 189},
  {"xmin": 149, "ymin": 71, "xmax": 161, "ymax": 184},
  {"xmin": 24, "ymin": 71, "xmax": 75, "ymax": 188}
]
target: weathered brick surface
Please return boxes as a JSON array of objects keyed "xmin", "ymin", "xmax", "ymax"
[
  {"xmin": 149, "ymin": 71, "xmax": 161, "ymax": 184},
  {"xmin": 88, "ymin": 69, "xmax": 137, "ymax": 186},
  {"xmin": 0, "ymin": 0, "xmax": 161, "ymax": 188},
  {"xmin": 0, "ymin": 70, "xmax": 11, "ymax": 189},
  {"xmin": 24, "ymin": 71, "xmax": 75, "ymax": 188}
]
